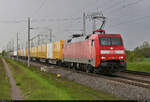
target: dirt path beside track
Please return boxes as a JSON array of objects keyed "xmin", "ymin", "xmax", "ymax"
[{"xmin": 2, "ymin": 58, "xmax": 24, "ymax": 100}]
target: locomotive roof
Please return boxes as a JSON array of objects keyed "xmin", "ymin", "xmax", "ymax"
[
  {"xmin": 66, "ymin": 33, "xmax": 122, "ymax": 43},
  {"xmin": 98, "ymin": 34, "xmax": 121, "ymax": 37},
  {"xmin": 67, "ymin": 35, "xmax": 89, "ymax": 43}
]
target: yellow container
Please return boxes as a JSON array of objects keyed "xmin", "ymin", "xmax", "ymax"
[
  {"xmin": 52, "ymin": 40, "xmax": 64, "ymax": 60},
  {"xmin": 32, "ymin": 46, "xmax": 37, "ymax": 57},
  {"xmin": 30, "ymin": 48, "xmax": 33, "ymax": 57},
  {"xmin": 22, "ymin": 49, "xmax": 24, "ymax": 56},
  {"xmin": 18, "ymin": 50, "xmax": 21, "ymax": 56},
  {"xmin": 41, "ymin": 44, "xmax": 47, "ymax": 58},
  {"xmin": 37, "ymin": 45, "xmax": 41, "ymax": 58},
  {"xmin": 37, "ymin": 44, "xmax": 47, "ymax": 58},
  {"xmin": 32, "ymin": 47, "xmax": 35, "ymax": 57},
  {"xmin": 19, "ymin": 49, "xmax": 22, "ymax": 56},
  {"xmin": 23, "ymin": 49, "xmax": 25, "ymax": 56},
  {"xmin": 25, "ymin": 48, "xmax": 28, "ymax": 57},
  {"xmin": 34, "ymin": 46, "xmax": 38, "ymax": 58}
]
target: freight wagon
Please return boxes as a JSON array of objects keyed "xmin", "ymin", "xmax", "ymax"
[{"xmin": 12, "ymin": 40, "xmax": 64, "ymax": 65}]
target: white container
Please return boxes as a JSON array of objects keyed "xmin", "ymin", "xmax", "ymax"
[
  {"xmin": 14, "ymin": 51, "xmax": 17, "ymax": 56},
  {"xmin": 47, "ymin": 43, "xmax": 53, "ymax": 59}
]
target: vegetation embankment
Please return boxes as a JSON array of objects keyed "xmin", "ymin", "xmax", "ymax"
[
  {"xmin": 127, "ymin": 58, "xmax": 150, "ymax": 72},
  {"xmin": 6, "ymin": 58, "xmax": 118, "ymax": 100},
  {"xmin": 126, "ymin": 41, "xmax": 150, "ymax": 72},
  {"xmin": 0, "ymin": 58, "xmax": 11, "ymax": 99}
]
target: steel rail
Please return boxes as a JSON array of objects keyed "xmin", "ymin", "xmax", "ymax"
[{"xmin": 122, "ymin": 70, "xmax": 150, "ymax": 76}]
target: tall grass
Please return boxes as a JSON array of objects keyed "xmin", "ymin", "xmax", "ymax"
[
  {"xmin": 0, "ymin": 58, "xmax": 11, "ymax": 99},
  {"xmin": 127, "ymin": 59, "xmax": 150, "ymax": 72},
  {"xmin": 6, "ymin": 58, "xmax": 118, "ymax": 100}
]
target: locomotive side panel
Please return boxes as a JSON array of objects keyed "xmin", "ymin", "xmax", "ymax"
[{"xmin": 63, "ymin": 39, "xmax": 96, "ymax": 66}]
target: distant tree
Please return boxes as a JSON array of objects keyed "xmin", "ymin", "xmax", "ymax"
[
  {"xmin": 134, "ymin": 47, "xmax": 140, "ymax": 51},
  {"xmin": 126, "ymin": 50, "xmax": 144, "ymax": 62},
  {"xmin": 2, "ymin": 50, "xmax": 7, "ymax": 56},
  {"xmin": 126, "ymin": 41, "xmax": 150, "ymax": 62},
  {"xmin": 140, "ymin": 41, "xmax": 150, "ymax": 49},
  {"xmin": 139, "ymin": 41, "xmax": 150, "ymax": 58},
  {"xmin": 140, "ymin": 48, "xmax": 150, "ymax": 58}
]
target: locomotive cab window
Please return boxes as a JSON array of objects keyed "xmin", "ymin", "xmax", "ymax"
[{"xmin": 100, "ymin": 37, "xmax": 122, "ymax": 45}]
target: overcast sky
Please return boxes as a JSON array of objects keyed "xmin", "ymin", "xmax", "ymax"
[{"xmin": 0, "ymin": 0, "xmax": 150, "ymax": 51}]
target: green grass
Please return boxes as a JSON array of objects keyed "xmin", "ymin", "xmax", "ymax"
[
  {"xmin": 0, "ymin": 58, "xmax": 11, "ymax": 99},
  {"xmin": 127, "ymin": 58, "xmax": 150, "ymax": 72},
  {"xmin": 6, "ymin": 58, "xmax": 119, "ymax": 100}
]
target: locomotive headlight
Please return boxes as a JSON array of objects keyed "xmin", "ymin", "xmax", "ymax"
[
  {"xmin": 101, "ymin": 56, "xmax": 106, "ymax": 59},
  {"xmin": 101, "ymin": 50, "xmax": 110, "ymax": 54},
  {"xmin": 119, "ymin": 56, "xmax": 124, "ymax": 59},
  {"xmin": 115, "ymin": 50, "xmax": 124, "ymax": 54}
]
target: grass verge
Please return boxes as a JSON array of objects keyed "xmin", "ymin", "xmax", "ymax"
[
  {"xmin": 127, "ymin": 60, "xmax": 150, "ymax": 72},
  {"xmin": 6, "ymin": 58, "xmax": 119, "ymax": 100},
  {"xmin": 0, "ymin": 58, "xmax": 11, "ymax": 99}
]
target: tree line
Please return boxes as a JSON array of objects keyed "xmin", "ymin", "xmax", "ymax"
[{"xmin": 126, "ymin": 41, "xmax": 150, "ymax": 62}]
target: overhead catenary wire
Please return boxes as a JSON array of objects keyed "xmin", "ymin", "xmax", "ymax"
[
  {"xmin": 103, "ymin": 0, "xmax": 123, "ymax": 12},
  {"xmin": 31, "ymin": 0, "xmax": 47, "ymax": 17},
  {"xmin": 4, "ymin": 16, "xmax": 82, "ymax": 49},
  {"xmin": 105, "ymin": 0, "xmax": 145, "ymax": 15},
  {"xmin": 110, "ymin": 15, "xmax": 150, "ymax": 28},
  {"xmin": 4, "ymin": 0, "xmax": 148, "ymax": 52},
  {"xmin": 108, "ymin": 0, "xmax": 147, "ymax": 22},
  {"xmin": 0, "ymin": 17, "xmax": 81, "ymax": 24},
  {"xmin": 102, "ymin": 0, "xmax": 146, "ymax": 28}
]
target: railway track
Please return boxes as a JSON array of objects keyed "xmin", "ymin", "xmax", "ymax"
[
  {"xmin": 15, "ymin": 58, "xmax": 150, "ymax": 89},
  {"xmin": 122, "ymin": 70, "xmax": 150, "ymax": 76}
]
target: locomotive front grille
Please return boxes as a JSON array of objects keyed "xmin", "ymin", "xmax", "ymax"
[{"xmin": 100, "ymin": 60, "xmax": 126, "ymax": 69}]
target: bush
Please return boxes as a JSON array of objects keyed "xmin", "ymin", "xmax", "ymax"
[
  {"xmin": 126, "ymin": 50, "xmax": 144, "ymax": 62},
  {"xmin": 126, "ymin": 41, "xmax": 150, "ymax": 62}
]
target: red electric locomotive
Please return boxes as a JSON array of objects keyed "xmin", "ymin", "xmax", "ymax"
[{"xmin": 62, "ymin": 30, "xmax": 126, "ymax": 74}]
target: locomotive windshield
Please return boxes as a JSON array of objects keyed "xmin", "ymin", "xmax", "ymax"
[{"xmin": 100, "ymin": 37, "xmax": 122, "ymax": 45}]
